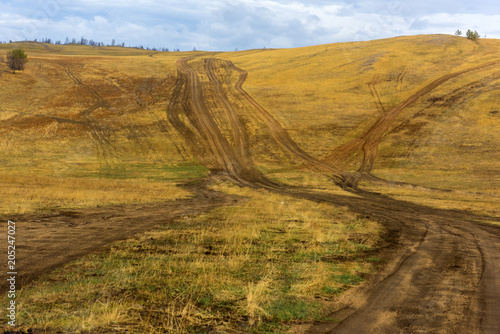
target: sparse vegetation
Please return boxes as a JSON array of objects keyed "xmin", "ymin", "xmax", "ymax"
[
  {"xmin": 7, "ymin": 182, "xmax": 381, "ymax": 333},
  {"xmin": 0, "ymin": 172, "xmax": 191, "ymax": 215},
  {"xmin": 0, "ymin": 44, "xmax": 201, "ymax": 215},
  {"xmin": 1, "ymin": 35, "xmax": 499, "ymax": 333},
  {"xmin": 222, "ymin": 34, "xmax": 500, "ymax": 213}
]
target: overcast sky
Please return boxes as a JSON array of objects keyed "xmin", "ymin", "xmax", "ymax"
[{"xmin": 1, "ymin": 0, "xmax": 499, "ymax": 51}]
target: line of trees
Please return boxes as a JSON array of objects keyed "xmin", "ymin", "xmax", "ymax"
[
  {"xmin": 0, "ymin": 37, "xmax": 179, "ymax": 52},
  {"xmin": 455, "ymin": 29, "xmax": 480, "ymax": 42}
]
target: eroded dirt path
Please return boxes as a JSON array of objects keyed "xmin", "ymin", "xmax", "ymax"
[
  {"xmin": 3, "ymin": 56, "xmax": 499, "ymax": 333},
  {"xmin": 295, "ymin": 189, "xmax": 500, "ymax": 333},
  {"xmin": 0, "ymin": 181, "xmax": 235, "ymax": 294},
  {"xmin": 224, "ymin": 60, "xmax": 345, "ymax": 184},
  {"xmin": 168, "ymin": 58, "xmax": 274, "ymax": 187},
  {"xmin": 323, "ymin": 60, "xmax": 500, "ymax": 176},
  {"xmin": 166, "ymin": 57, "xmax": 500, "ymax": 333}
]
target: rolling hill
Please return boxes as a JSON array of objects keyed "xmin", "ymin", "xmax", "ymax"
[{"xmin": 1, "ymin": 35, "xmax": 499, "ymax": 333}]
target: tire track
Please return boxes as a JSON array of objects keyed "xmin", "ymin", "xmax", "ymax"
[
  {"xmin": 63, "ymin": 65, "xmax": 110, "ymax": 118},
  {"xmin": 3, "ymin": 54, "xmax": 499, "ymax": 333},
  {"xmin": 324, "ymin": 60, "xmax": 500, "ymax": 176},
  {"xmin": 62, "ymin": 64, "xmax": 118, "ymax": 157},
  {"xmin": 367, "ymin": 81, "xmax": 385, "ymax": 113},
  {"xmin": 167, "ymin": 57, "xmax": 500, "ymax": 333},
  {"xmin": 396, "ymin": 68, "xmax": 407, "ymax": 92},
  {"xmin": 297, "ymin": 190, "xmax": 500, "ymax": 334},
  {"xmin": 8, "ymin": 110, "xmax": 117, "ymax": 158},
  {"xmin": 0, "ymin": 181, "xmax": 235, "ymax": 295},
  {"xmin": 204, "ymin": 58, "xmax": 251, "ymax": 160},
  {"xmin": 167, "ymin": 59, "xmax": 211, "ymax": 162},
  {"xmin": 167, "ymin": 58, "xmax": 274, "ymax": 187},
  {"xmin": 222, "ymin": 60, "xmax": 345, "ymax": 184}
]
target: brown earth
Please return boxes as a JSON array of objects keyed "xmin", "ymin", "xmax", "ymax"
[
  {"xmin": 0, "ymin": 180, "xmax": 235, "ymax": 294},
  {"xmin": 165, "ymin": 56, "xmax": 500, "ymax": 333},
  {"xmin": 324, "ymin": 60, "xmax": 500, "ymax": 178},
  {"xmin": 2, "ymin": 56, "xmax": 500, "ymax": 333}
]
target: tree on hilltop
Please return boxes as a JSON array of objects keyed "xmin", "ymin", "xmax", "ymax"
[
  {"xmin": 466, "ymin": 29, "xmax": 480, "ymax": 42},
  {"xmin": 6, "ymin": 49, "xmax": 28, "ymax": 73}
]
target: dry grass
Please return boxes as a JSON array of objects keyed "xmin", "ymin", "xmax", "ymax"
[
  {"xmin": 0, "ymin": 172, "xmax": 191, "ymax": 215},
  {"xmin": 0, "ymin": 44, "xmax": 206, "ymax": 215},
  {"xmin": 362, "ymin": 178, "xmax": 499, "ymax": 216},
  {"xmin": 1, "ymin": 36, "xmax": 499, "ymax": 333},
  {"xmin": 369, "ymin": 61, "xmax": 500, "ymax": 214},
  {"xmin": 1, "ymin": 36, "xmax": 499, "ymax": 214},
  {"xmin": 219, "ymin": 35, "xmax": 500, "ymax": 214},
  {"xmin": 6, "ymin": 182, "xmax": 382, "ymax": 333}
]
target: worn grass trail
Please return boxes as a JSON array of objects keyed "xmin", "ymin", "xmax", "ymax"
[
  {"xmin": 166, "ymin": 56, "xmax": 500, "ymax": 333},
  {"xmin": 0, "ymin": 180, "xmax": 234, "ymax": 295},
  {"xmin": 324, "ymin": 60, "xmax": 500, "ymax": 178}
]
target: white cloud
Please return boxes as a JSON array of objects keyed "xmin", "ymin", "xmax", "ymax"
[{"xmin": 0, "ymin": 0, "xmax": 499, "ymax": 49}]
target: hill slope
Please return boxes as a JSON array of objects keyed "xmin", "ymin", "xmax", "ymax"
[
  {"xmin": 1, "ymin": 35, "xmax": 498, "ymax": 214},
  {"xmin": 1, "ymin": 35, "xmax": 500, "ymax": 333}
]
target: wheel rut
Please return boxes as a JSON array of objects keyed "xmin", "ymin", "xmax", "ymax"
[
  {"xmin": 0, "ymin": 181, "xmax": 235, "ymax": 295},
  {"xmin": 324, "ymin": 60, "xmax": 499, "ymax": 177},
  {"xmin": 166, "ymin": 57, "xmax": 500, "ymax": 333},
  {"xmin": 4, "ymin": 56, "xmax": 499, "ymax": 333}
]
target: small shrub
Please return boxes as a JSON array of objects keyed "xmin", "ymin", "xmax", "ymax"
[{"xmin": 6, "ymin": 49, "xmax": 28, "ymax": 73}]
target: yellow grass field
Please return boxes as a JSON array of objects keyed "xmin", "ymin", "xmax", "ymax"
[
  {"xmin": 0, "ymin": 43, "xmax": 204, "ymax": 214},
  {"xmin": 223, "ymin": 35, "xmax": 500, "ymax": 214},
  {"xmin": 1, "ymin": 35, "xmax": 499, "ymax": 332},
  {"xmin": 1, "ymin": 35, "xmax": 498, "ymax": 214}
]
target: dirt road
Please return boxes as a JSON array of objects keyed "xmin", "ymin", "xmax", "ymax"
[
  {"xmin": 2, "ymin": 56, "xmax": 499, "ymax": 333},
  {"xmin": 168, "ymin": 58, "xmax": 274, "ymax": 187},
  {"xmin": 323, "ymin": 60, "xmax": 500, "ymax": 176},
  {"xmin": 294, "ymin": 189, "xmax": 500, "ymax": 333},
  {"xmin": 0, "ymin": 181, "xmax": 234, "ymax": 294},
  {"xmin": 166, "ymin": 57, "xmax": 500, "ymax": 333}
]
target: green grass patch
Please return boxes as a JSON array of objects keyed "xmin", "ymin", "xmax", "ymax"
[
  {"xmin": 333, "ymin": 273, "xmax": 365, "ymax": 286},
  {"xmin": 71, "ymin": 162, "xmax": 209, "ymax": 181},
  {"xmin": 266, "ymin": 297, "xmax": 320, "ymax": 321}
]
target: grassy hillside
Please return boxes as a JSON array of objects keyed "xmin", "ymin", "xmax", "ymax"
[
  {"xmin": 222, "ymin": 34, "xmax": 500, "ymax": 215},
  {"xmin": 0, "ymin": 43, "xmax": 203, "ymax": 214},
  {"xmin": 1, "ymin": 35, "xmax": 499, "ymax": 332},
  {"xmin": 1, "ymin": 35, "xmax": 498, "ymax": 214}
]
